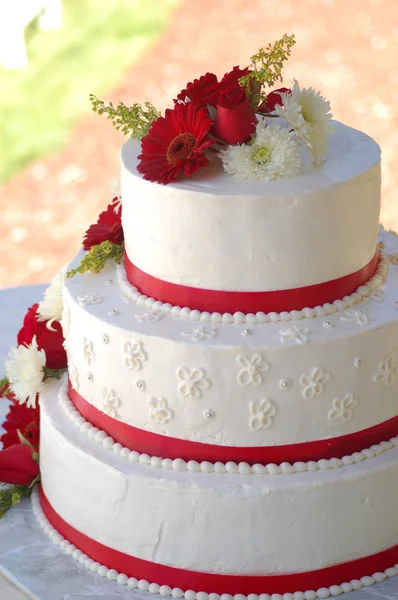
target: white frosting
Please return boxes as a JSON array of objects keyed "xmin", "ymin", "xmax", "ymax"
[
  {"xmin": 39, "ymin": 380, "xmax": 398, "ymax": 576},
  {"xmin": 58, "ymin": 373, "xmax": 398, "ymax": 475},
  {"xmin": 31, "ymin": 484, "xmax": 398, "ymax": 599},
  {"xmin": 121, "ymin": 121, "xmax": 381, "ymax": 293},
  {"xmin": 62, "ymin": 229, "xmax": 398, "ymax": 447}
]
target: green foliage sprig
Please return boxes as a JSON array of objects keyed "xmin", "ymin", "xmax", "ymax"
[
  {"xmin": 90, "ymin": 94, "xmax": 161, "ymax": 139},
  {"xmin": 0, "ymin": 377, "xmax": 9, "ymax": 396},
  {"xmin": 0, "ymin": 484, "xmax": 31, "ymax": 519},
  {"xmin": 239, "ymin": 34, "xmax": 296, "ymax": 110},
  {"xmin": 66, "ymin": 241, "xmax": 124, "ymax": 278}
]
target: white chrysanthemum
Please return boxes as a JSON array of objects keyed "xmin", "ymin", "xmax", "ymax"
[
  {"xmin": 5, "ymin": 337, "xmax": 46, "ymax": 408},
  {"xmin": 273, "ymin": 80, "xmax": 333, "ymax": 165},
  {"xmin": 219, "ymin": 121, "xmax": 301, "ymax": 182},
  {"xmin": 37, "ymin": 268, "xmax": 65, "ymax": 326}
]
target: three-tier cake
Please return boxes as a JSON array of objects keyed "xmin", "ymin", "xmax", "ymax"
[
  {"xmin": 33, "ymin": 118, "xmax": 398, "ymax": 597},
  {"xmin": 3, "ymin": 36, "xmax": 398, "ymax": 598}
]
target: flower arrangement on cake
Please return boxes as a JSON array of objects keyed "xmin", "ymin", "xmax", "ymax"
[
  {"xmin": 90, "ymin": 33, "xmax": 333, "ymax": 185},
  {"xmin": 0, "ymin": 275, "xmax": 67, "ymax": 517}
]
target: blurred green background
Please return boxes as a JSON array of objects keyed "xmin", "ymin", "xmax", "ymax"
[
  {"xmin": 0, "ymin": 0, "xmax": 178, "ymax": 183},
  {"xmin": 0, "ymin": 0, "xmax": 397, "ymax": 290}
]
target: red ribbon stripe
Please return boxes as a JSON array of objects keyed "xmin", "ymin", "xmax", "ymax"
[
  {"xmin": 124, "ymin": 250, "xmax": 380, "ymax": 315},
  {"xmin": 40, "ymin": 488, "xmax": 398, "ymax": 595},
  {"xmin": 68, "ymin": 380, "xmax": 398, "ymax": 466}
]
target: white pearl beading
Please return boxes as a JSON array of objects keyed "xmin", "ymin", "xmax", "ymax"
[
  {"xmin": 116, "ymin": 251, "xmax": 388, "ymax": 325},
  {"xmin": 59, "ymin": 377, "xmax": 398, "ymax": 476},
  {"xmin": 31, "ymin": 485, "xmax": 398, "ymax": 599}
]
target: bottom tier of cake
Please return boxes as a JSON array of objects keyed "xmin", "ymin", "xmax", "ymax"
[{"xmin": 37, "ymin": 379, "xmax": 398, "ymax": 597}]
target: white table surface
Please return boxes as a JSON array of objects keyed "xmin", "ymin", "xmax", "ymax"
[{"xmin": 0, "ymin": 285, "xmax": 397, "ymax": 600}]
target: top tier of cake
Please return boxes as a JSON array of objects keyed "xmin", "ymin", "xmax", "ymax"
[{"xmin": 121, "ymin": 120, "xmax": 381, "ymax": 307}]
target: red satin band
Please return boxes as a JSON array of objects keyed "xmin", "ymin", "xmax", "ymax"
[
  {"xmin": 124, "ymin": 250, "xmax": 380, "ymax": 314},
  {"xmin": 68, "ymin": 381, "xmax": 398, "ymax": 466},
  {"xmin": 40, "ymin": 488, "xmax": 398, "ymax": 595}
]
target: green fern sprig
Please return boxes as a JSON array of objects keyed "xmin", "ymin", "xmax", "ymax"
[
  {"xmin": 239, "ymin": 33, "xmax": 296, "ymax": 110},
  {"xmin": 66, "ymin": 241, "xmax": 124, "ymax": 278},
  {"xmin": 90, "ymin": 94, "xmax": 160, "ymax": 139}
]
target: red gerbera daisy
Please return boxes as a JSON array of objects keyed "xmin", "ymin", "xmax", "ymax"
[
  {"xmin": 83, "ymin": 197, "xmax": 123, "ymax": 251},
  {"xmin": 137, "ymin": 102, "xmax": 215, "ymax": 185},
  {"xmin": 0, "ymin": 386, "xmax": 40, "ymax": 451}
]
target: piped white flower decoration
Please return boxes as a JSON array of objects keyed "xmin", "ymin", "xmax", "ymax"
[
  {"xmin": 237, "ymin": 354, "xmax": 269, "ymax": 387},
  {"xmin": 373, "ymin": 353, "xmax": 396, "ymax": 386},
  {"xmin": 218, "ymin": 121, "xmax": 301, "ymax": 181},
  {"xmin": 124, "ymin": 341, "xmax": 147, "ymax": 371},
  {"xmin": 340, "ymin": 309, "xmax": 368, "ymax": 325},
  {"xmin": 135, "ymin": 312, "xmax": 162, "ymax": 324},
  {"xmin": 5, "ymin": 336, "xmax": 46, "ymax": 408},
  {"xmin": 370, "ymin": 288, "xmax": 385, "ymax": 302},
  {"xmin": 249, "ymin": 399, "xmax": 277, "ymax": 431},
  {"xmin": 177, "ymin": 367, "xmax": 211, "ymax": 399},
  {"xmin": 69, "ymin": 365, "xmax": 79, "ymax": 391},
  {"xmin": 102, "ymin": 388, "xmax": 121, "ymax": 419},
  {"xmin": 279, "ymin": 325, "xmax": 309, "ymax": 344},
  {"xmin": 78, "ymin": 294, "xmax": 103, "ymax": 307},
  {"xmin": 181, "ymin": 325, "xmax": 218, "ymax": 342},
  {"xmin": 82, "ymin": 338, "xmax": 95, "ymax": 365},
  {"xmin": 387, "ymin": 252, "xmax": 398, "ymax": 265},
  {"xmin": 273, "ymin": 80, "xmax": 333, "ymax": 165},
  {"xmin": 328, "ymin": 393, "xmax": 357, "ymax": 422},
  {"xmin": 148, "ymin": 397, "xmax": 173, "ymax": 425},
  {"xmin": 37, "ymin": 268, "xmax": 65, "ymax": 328},
  {"xmin": 299, "ymin": 367, "xmax": 330, "ymax": 399}
]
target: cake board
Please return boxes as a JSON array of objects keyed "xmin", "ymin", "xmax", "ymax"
[{"xmin": 0, "ymin": 498, "xmax": 397, "ymax": 600}]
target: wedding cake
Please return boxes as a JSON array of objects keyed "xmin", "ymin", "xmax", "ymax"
[{"xmin": 2, "ymin": 36, "xmax": 397, "ymax": 599}]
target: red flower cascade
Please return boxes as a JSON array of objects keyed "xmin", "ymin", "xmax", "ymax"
[
  {"xmin": 83, "ymin": 198, "xmax": 123, "ymax": 251},
  {"xmin": 0, "ymin": 390, "xmax": 40, "ymax": 451},
  {"xmin": 137, "ymin": 102, "xmax": 215, "ymax": 185},
  {"xmin": 17, "ymin": 304, "xmax": 66, "ymax": 371},
  {"xmin": 0, "ymin": 444, "xmax": 39, "ymax": 486}
]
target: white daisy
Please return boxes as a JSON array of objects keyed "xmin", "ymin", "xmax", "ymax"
[
  {"xmin": 5, "ymin": 337, "xmax": 46, "ymax": 408},
  {"xmin": 273, "ymin": 80, "xmax": 333, "ymax": 165},
  {"xmin": 218, "ymin": 121, "xmax": 301, "ymax": 182},
  {"xmin": 37, "ymin": 267, "xmax": 65, "ymax": 329}
]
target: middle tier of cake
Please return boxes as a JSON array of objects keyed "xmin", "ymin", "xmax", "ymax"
[{"xmin": 62, "ymin": 229, "xmax": 398, "ymax": 464}]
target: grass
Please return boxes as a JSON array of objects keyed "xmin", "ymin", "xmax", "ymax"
[{"xmin": 0, "ymin": 0, "xmax": 179, "ymax": 183}]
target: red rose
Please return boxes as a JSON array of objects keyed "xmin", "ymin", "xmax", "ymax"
[
  {"xmin": 17, "ymin": 304, "xmax": 66, "ymax": 370},
  {"xmin": 0, "ymin": 444, "xmax": 39, "ymax": 486},
  {"xmin": 175, "ymin": 66, "xmax": 250, "ymax": 110},
  {"xmin": 257, "ymin": 87, "xmax": 291, "ymax": 114},
  {"xmin": 218, "ymin": 66, "xmax": 250, "ymax": 91},
  {"xmin": 212, "ymin": 91, "xmax": 257, "ymax": 145},
  {"xmin": 83, "ymin": 199, "xmax": 123, "ymax": 251}
]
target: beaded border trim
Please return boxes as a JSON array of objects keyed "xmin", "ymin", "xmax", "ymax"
[
  {"xmin": 31, "ymin": 486, "xmax": 398, "ymax": 600},
  {"xmin": 116, "ymin": 251, "xmax": 389, "ymax": 325},
  {"xmin": 58, "ymin": 377, "xmax": 398, "ymax": 476}
]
